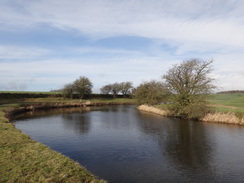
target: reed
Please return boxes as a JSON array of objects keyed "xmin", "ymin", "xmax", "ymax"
[
  {"xmin": 201, "ymin": 112, "xmax": 244, "ymax": 125},
  {"xmin": 137, "ymin": 105, "xmax": 169, "ymax": 116},
  {"xmin": 138, "ymin": 105, "xmax": 244, "ymax": 125}
]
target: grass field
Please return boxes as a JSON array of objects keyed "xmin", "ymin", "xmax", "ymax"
[
  {"xmin": 209, "ymin": 93, "xmax": 244, "ymax": 108},
  {"xmin": 155, "ymin": 93, "xmax": 244, "ymax": 120},
  {"xmin": 208, "ymin": 93, "xmax": 244, "ymax": 116}
]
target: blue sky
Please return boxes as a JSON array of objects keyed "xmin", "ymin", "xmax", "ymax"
[{"xmin": 0, "ymin": 0, "xmax": 244, "ymax": 92}]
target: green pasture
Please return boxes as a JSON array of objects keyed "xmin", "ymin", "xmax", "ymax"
[
  {"xmin": 208, "ymin": 93, "xmax": 244, "ymax": 118},
  {"xmin": 209, "ymin": 93, "xmax": 244, "ymax": 108}
]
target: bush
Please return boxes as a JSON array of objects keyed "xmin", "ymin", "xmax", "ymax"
[{"xmin": 134, "ymin": 80, "xmax": 170, "ymax": 105}]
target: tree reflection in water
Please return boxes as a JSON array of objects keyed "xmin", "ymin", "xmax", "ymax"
[
  {"xmin": 61, "ymin": 109, "xmax": 92, "ymax": 134},
  {"xmin": 137, "ymin": 111, "xmax": 215, "ymax": 179}
]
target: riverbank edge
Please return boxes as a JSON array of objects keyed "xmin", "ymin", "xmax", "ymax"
[
  {"xmin": 0, "ymin": 101, "xmax": 134, "ymax": 183},
  {"xmin": 4, "ymin": 101, "xmax": 135, "ymax": 120},
  {"xmin": 137, "ymin": 104, "xmax": 244, "ymax": 125}
]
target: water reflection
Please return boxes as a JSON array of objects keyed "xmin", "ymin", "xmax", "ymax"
[
  {"xmin": 14, "ymin": 107, "xmax": 92, "ymax": 120},
  {"xmin": 138, "ymin": 111, "xmax": 215, "ymax": 180},
  {"xmin": 61, "ymin": 112, "xmax": 91, "ymax": 134}
]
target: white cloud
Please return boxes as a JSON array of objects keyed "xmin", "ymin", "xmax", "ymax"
[
  {"xmin": 1, "ymin": 0, "xmax": 244, "ymax": 52},
  {"xmin": 0, "ymin": 54, "xmax": 243, "ymax": 91},
  {"xmin": 212, "ymin": 53, "xmax": 244, "ymax": 91},
  {"xmin": 0, "ymin": 45, "xmax": 51, "ymax": 59},
  {"xmin": 0, "ymin": 57, "xmax": 175, "ymax": 91},
  {"xmin": 0, "ymin": 0, "xmax": 244, "ymax": 91}
]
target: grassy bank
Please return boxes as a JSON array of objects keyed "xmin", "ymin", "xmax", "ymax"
[
  {"xmin": 209, "ymin": 93, "xmax": 244, "ymax": 108},
  {"xmin": 140, "ymin": 93, "xmax": 244, "ymax": 125},
  {"xmin": 138, "ymin": 105, "xmax": 169, "ymax": 116},
  {"xmin": 0, "ymin": 96, "xmax": 134, "ymax": 106},
  {"xmin": 0, "ymin": 107, "xmax": 106, "ymax": 182},
  {"xmin": 208, "ymin": 93, "xmax": 244, "ymax": 122},
  {"xmin": 0, "ymin": 97, "xmax": 135, "ymax": 183},
  {"xmin": 208, "ymin": 93, "xmax": 244, "ymax": 114}
]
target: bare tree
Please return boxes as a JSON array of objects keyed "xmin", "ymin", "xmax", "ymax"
[
  {"xmin": 121, "ymin": 82, "xmax": 133, "ymax": 97},
  {"xmin": 111, "ymin": 83, "xmax": 122, "ymax": 98},
  {"xmin": 163, "ymin": 58, "xmax": 216, "ymax": 119},
  {"xmin": 62, "ymin": 83, "xmax": 75, "ymax": 99},
  {"xmin": 100, "ymin": 84, "xmax": 112, "ymax": 94}
]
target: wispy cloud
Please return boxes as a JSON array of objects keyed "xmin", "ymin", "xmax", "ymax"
[
  {"xmin": 0, "ymin": 0, "xmax": 243, "ymax": 91},
  {"xmin": 2, "ymin": 1, "xmax": 244, "ymax": 47},
  {"xmin": 0, "ymin": 57, "xmax": 175, "ymax": 91},
  {"xmin": 0, "ymin": 45, "xmax": 51, "ymax": 59}
]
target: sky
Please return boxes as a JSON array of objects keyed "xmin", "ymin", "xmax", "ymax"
[{"xmin": 0, "ymin": 0, "xmax": 244, "ymax": 92}]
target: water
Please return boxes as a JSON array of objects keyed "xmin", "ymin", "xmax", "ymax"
[{"xmin": 13, "ymin": 105, "xmax": 244, "ymax": 183}]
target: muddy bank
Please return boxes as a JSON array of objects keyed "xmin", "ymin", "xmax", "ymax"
[
  {"xmin": 137, "ymin": 105, "xmax": 244, "ymax": 125},
  {"xmin": 5, "ymin": 101, "xmax": 134, "ymax": 120}
]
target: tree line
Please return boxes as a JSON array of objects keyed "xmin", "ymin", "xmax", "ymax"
[
  {"xmin": 100, "ymin": 82, "xmax": 133, "ymax": 98},
  {"xmin": 62, "ymin": 79, "xmax": 134, "ymax": 99},
  {"xmin": 62, "ymin": 58, "xmax": 216, "ymax": 120}
]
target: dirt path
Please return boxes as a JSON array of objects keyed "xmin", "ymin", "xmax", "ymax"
[{"xmin": 209, "ymin": 104, "xmax": 243, "ymax": 110}]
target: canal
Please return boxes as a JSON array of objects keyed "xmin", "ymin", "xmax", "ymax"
[{"xmin": 13, "ymin": 105, "xmax": 244, "ymax": 183}]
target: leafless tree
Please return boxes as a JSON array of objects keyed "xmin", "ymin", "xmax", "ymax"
[
  {"xmin": 163, "ymin": 58, "xmax": 216, "ymax": 119},
  {"xmin": 120, "ymin": 82, "xmax": 133, "ymax": 97},
  {"xmin": 62, "ymin": 83, "xmax": 75, "ymax": 99},
  {"xmin": 100, "ymin": 84, "xmax": 112, "ymax": 94},
  {"xmin": 111, "ymin": 83, "xmax": 122, "ymax": 98}
]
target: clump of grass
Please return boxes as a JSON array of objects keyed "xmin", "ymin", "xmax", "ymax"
[
  {"xmin": 201, "ymin": 112, "xmax": 243, "ymax": 125},
  {"xmin": 207, "ymin": 93, "xmax": 244, "ymax": 123},
  {"xmin": 138, "ymin": 105, "xmax": 169, "ymax": 116},
  {"xmin": 0, "ymin": 106, "xmax": 106, "ymax": 183}
]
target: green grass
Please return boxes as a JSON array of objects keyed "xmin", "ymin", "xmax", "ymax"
[
  {"xmin": 0, "ymin": 97, "xmax": 135, "ymax": 106},
  {"xmin": 207, "ymin": 93, "xmax": 244, "ymax": 119},
  {"xmin": 209, "ymin": 93, "xmax": 244, "ymax": 108},
  {"xmin": 154, "ymin": 93, "xmax": 244, "ymax": 119}
]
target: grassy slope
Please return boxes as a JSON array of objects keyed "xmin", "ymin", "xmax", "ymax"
[
  {"xmin": 209, "ymin": 93, "xmax": 244, "ymax": 108},
  {"xmin": 0, "ymin": 97, "xmax": 136, "ymax": 183},
  {"xmin": 208, "ymin": 93, "xmax": 244, "ymax": 116},
  {"xmin": 155, "ymin": 93, "xmax": 244, "ymax": 120}
]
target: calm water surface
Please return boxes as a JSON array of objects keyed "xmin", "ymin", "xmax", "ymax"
[{"xmin": 13, "ymin": 105, "xmax": 244, "ymax": 183}]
